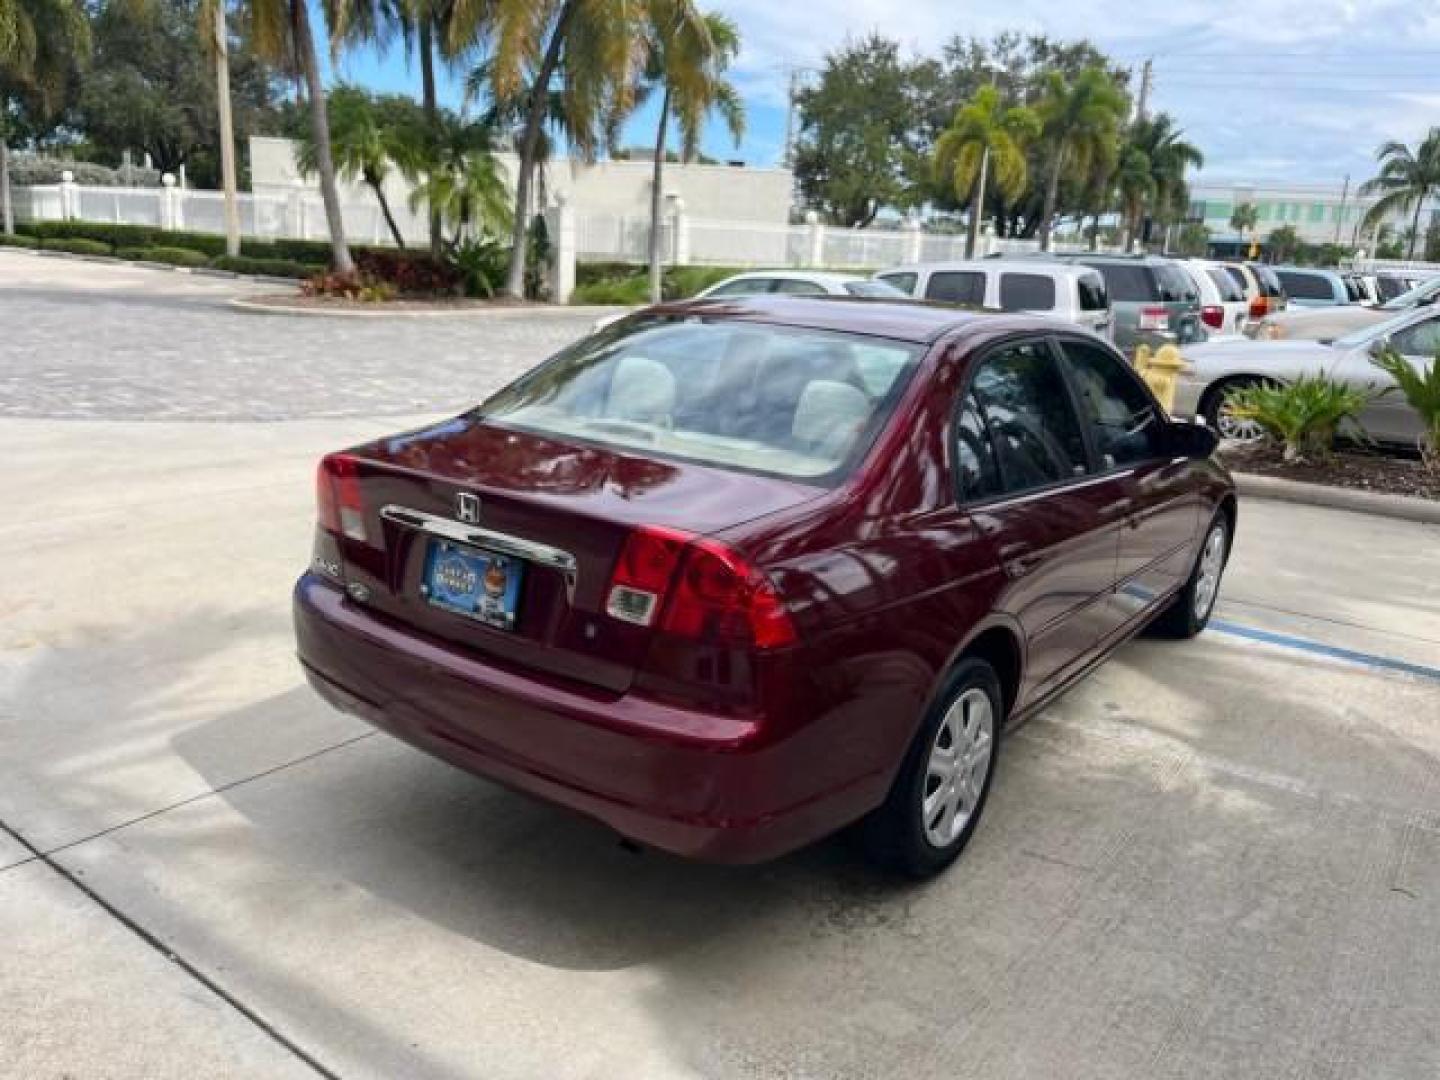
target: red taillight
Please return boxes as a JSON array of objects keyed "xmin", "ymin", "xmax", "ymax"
[
  {"xmin": 1137, "ymin": 305, "xmax": 1169, "ymax": 332},
  {"xmin": 1200, "ymin": 304, "xmax": 1224, "ymax": 330},
  {"xmin": 316, "ymin": 453, "xmax": 366, "ymax": 542},
  {"xmin": 1248, "ymin": 294, "xmax": 1269, "ymax": 320},
  {"xmin": 605, "ymin": 526, "xmax": 797, "ymax": 649}
]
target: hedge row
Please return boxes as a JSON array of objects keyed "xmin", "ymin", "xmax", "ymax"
[
  {"xmin": 572, "ymin": 264, "xmax": 744, "ymax": 305},
  {"xmin": 0, "ymin": 233, "xmax": 40, "ymax": 248},
  {"xmin": 18, "ymin": 219, "xmax": 337, "ymax": 265},
  {"xmin": 115, "ymin": 245, "xmax": 212, "ymax": 267}
]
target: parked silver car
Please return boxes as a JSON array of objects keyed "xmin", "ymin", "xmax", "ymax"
[
  {"xmin": 1173, "ymin": 306, "xmax": 1440, "ymax": 444},
  {"xmin": 1252, "ymin": 274, "xmax": 1440, "ymax": 341}
]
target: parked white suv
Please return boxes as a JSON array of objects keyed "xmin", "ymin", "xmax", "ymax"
[
  {"xmin": 1180, "ymin": 258, "xmax": 1247, "ymax": 339},
  {"xmin": 875, "ymin": 260, "xmax": 1113, "ymax": 339}
]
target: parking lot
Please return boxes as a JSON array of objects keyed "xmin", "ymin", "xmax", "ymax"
[{"xmin": 3, "ymin": 253, "xmax": 1440, "ymax": 1079}]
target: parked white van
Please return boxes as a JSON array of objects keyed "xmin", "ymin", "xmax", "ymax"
[{"xmin": 875, "ymin": 260, "xmax": 1113, "ymax": 339}]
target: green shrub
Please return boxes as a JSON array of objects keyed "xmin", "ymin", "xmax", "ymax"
[
  {"xmin": 1373, "ymin": 346, "xmax": 1440, "ymax": 469},
  {"xmin": 246, "ymin": 237, "xmax": 341, "ymax": 264},
  {"xmin": 208, "ymin": 254, "xmax": 316, "ymax": 279},
  {"xmin": 114, "ymin": 245, "xmax": 211, "ymax": 267},
  {"xmin": 573, "ymin": 276, "xmax": 651, "ymax": 305},
  {"xmin": 1225, "ymin": 375, "xmax": 1373, "ymax": 462},
  {"xmin": 41, "ymin": 237, "xmax": 114, "ymax": 257},
  {"xmin": 665, "ymin": 265, "xmax": 743, "ymax": 299},
  {"xmin": 0, "ymin": 233, "xmax": 40, "ymax": 248}
]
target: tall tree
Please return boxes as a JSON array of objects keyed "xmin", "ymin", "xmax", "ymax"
[
  {"xmin": 793, "ymin": 33, "xmax": 920, "ymax": 227},
  {"xmin": 293, "ymin": 85, "xmax": 419, "ymax": 247},
  {"xmin": 405, "ymin": 112, "xmax": 510, "ymax": 247},
  {"xmin": 1113, "ymin": 144, "xmax": 1154, "ymax": 251},
  {"xmin": 483, "ymin": 0, "xmax": 648, "ymax": 300},
  {"xmin": 243, "ymin": 0, "xmax": 353, "ymax": 271},
  {"xmin": 633, "ymin": 6, "xmax": 742, "ymax": 302},
  {"xmin": 932, "ymin": 83, "xmax": 1038, "ymax": 258},
  {"xmin": 1361, "ymin": 129, "xmax": 1440, "ymax": 261},
  {"xmin": 1035, "ymin": 64, "xmax": 1126, "ymax": 251},
  {"xmin": 0, "ymin": 0, "xmax": 88, "ymax": 235},
  {"xmin": 1124, "ymin": 111, "xmax": 1202, "ymax": 245}
]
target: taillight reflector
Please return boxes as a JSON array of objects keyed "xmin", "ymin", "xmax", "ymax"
[
  {"xmin": 316, "ymin": 453, "xmax": 366, "ymax": 542},
  {"xmin": 605, "ymin": 526, "xmax": 797, "ymax": 649}
]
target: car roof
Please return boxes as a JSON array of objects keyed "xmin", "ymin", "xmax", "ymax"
[
  {"xmin": 881, "ymin": 259, "xmax": 1092, "ymax": 278},
  {"xmin": 718, "ymin": 269, "xmax": 864, "ymax": 284},
  {"xmin": 647, "ymin": 295, "xmax": 1064, "ymax": 344},
  {"xmin": 1273, "ymin": 265, "xmax": 1342, "ymax": 278}
]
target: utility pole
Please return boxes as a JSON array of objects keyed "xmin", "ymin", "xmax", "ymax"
[
  {"xmin": 783, "ymin": 68, "xmax": 799, "ymax": 168},
  {"xmin": 1135, "ymin": 58, "xmax": 1153, "ymax": 123},
  {"xmin": 1333, "ymin": 174, "xmax": 1349, "ymax": 246},
  {"xmin": 213, "ymin": 0, "xmax": 241, "ymax": 258}
]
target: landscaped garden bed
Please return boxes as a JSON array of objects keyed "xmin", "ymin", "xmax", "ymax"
[{"xmin": 1220, "ymin": 440, "xmax": 1439, "ymax": 502}]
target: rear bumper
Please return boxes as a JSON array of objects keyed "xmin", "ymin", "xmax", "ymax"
[{"xmin": 293, "ymin": 573, "xmax": 881, "ymax": 863}]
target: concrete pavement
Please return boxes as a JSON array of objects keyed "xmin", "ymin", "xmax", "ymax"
[{"xmin": 3, "ymin": 258, "xmax": 1440, "ymax": 1079}]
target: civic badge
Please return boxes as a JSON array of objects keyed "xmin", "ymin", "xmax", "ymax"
[{"xmin": 456, "ymin": 492, "xmax": 481, "ymax": 524}]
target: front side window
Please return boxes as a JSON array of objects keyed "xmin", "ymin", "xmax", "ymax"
[
  {"xmin": 1391, "ymin": 315, "xmax": 1440, "ymax": 358},
  {"xmin": 968, "ymin": 341, "xmax": 1088, "ymax": 494},
  {"xmin": 706, "ymin": 277, "xmax": 771, "ymax": 297},
  {"xmin": 998, "ymin": 273, "xmax": 1058, "ymax": 312},
  {"xmin": 878, "ymin": 271, "xmax": 918, "ymax": 296},
  {"xmin": 480, "ymin": 319, "xmax": 923, "ymax": 482},
  {"xmin": 925, "ymin": 271, "xmax": 986, "ymax": 306},
  {"xmin": 1060, "ymin": 340, "xmax": 1164, "ymax": 467},
  {"xmin": 773, "ymin": 277, "xmax": 828, "ymax": 295}
]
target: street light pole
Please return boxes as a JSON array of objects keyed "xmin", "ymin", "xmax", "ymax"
[{"xmin": 966, "ymin": 145, "xmax": 989, "ymax": 260}]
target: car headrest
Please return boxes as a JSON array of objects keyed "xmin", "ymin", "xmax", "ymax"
[
  {"xmin": 606, "ymin": 355, "xmax": 675, "ymax": 426},
  {"xmin": 792, "ymin": 379, "xmax": 870, "ymax": 454}
]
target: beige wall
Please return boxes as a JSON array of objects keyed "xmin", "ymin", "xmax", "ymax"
[{"xmin": 248, "ymin": 136, "xmax": 793, "ymax": 225}]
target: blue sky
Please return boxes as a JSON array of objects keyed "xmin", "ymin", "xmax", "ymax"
[{"xmin": 327, "ymin": 0, "xmax": 1440, "ymax": 188}]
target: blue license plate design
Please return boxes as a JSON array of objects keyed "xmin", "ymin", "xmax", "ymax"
[{"xmin": 422, "ymin": 540, "xmax": 524, "ymax": 631}]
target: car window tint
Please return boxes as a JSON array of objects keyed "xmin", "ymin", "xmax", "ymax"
[
  {"xmin": 969, "ymin": 341, "xmax": 1088, "ymax": 493},
  {"xmin": 878, "ymin": 272, "xmax": 918, "ymax": 296},
  {"xmin": 1061, "ymin": 340, "xmax": 1164, "ymax": 467},
  {"xmin": 1206, "ymin": 267, "xmax": 1245, "ymax": 302},
  {"xmin": 1391, "ymin": 316, "xmax": 1440, "ymax": 357},
  {"xmin": 773, "ymin": 277, "xmax": 828, "ymax": 295},
  {"xmin": 1154, "ymin": 264, "xmax": 1197, "ymax": 303},
  {"xmin": 845, "ymin": 280, "xmax": 910, "ymax": 298},
  {"xmin": 1077, "ymin": 273, "xmax": 1109, "ymax": 311},
  {"xmin": 998, "ymin": 273, "xmax": 1058, "ymax": 312},
  {"xmin": 954, "ymin": 392, "xmax": 1003, "ymax": 502},
  {"xmin": 1253, "ymin": 265, "xmax": 1285, "ymax": 297},
  {"xmin": 1224, "ymin": 265, "xmax": 1249, "ymax": 292},
  {"xmin": 925, "ymin": 271, "xmax": 986, "ymax": 305},
  {"xmin": 707, "ymin": 278, "xmax": 770, "ymax": 297},
  {"xmin": 1086, "ymin": 262, "xmax": 1155, "ymax": 302},
  {"xmin": 1276, "ymin": 271, "xmax": 1332, "ymax": 301}
]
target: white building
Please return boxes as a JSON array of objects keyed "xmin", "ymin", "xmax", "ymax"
[{"xmin": 1189, "ymin": 179, "xmax": 1439, "ymax": 247}]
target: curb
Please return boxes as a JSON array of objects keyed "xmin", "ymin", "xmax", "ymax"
[
  {"xmin": 227, "ymin": 297, "xmax": 623, "ymax": 319},
  {"xmin": 1233, "ymin": 471, "xmax": 1440, "ymax": 526},
  {"xmin": 4, "ymin": 245, "xmax": 302, "ymax": 288}
]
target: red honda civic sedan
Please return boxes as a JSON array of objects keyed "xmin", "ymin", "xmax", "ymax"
[{"xmin": 294, "ymin": 297, "xmax": 1234, "ymax": 876}]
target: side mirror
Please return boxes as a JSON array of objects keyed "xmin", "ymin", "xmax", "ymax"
[{"xmin": 1165, "ymin": 419, "xmax": 1219, "ymax": 459}]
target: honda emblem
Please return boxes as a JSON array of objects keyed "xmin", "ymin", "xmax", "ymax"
[{"xmin": 456, "ymin": 492, "xmax": 481, "ymax": 524}]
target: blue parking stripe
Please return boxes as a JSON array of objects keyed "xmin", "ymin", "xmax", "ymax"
[{"xmin": 1211, "ymin": 620, "xmax": 1440, "ymax": 684}]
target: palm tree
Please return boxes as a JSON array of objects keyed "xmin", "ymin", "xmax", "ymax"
[
  {"xmin": 1113, "ymin": 145, "xmax": 1154, "ymax": 251},
  {"xmin": 1361, "ymin": 130, "xmax": 1440, "ymax": 261},
  {"xmin": 1230, "ymin": 201, "xmax": 1259, "ymax": 255},
  {"xmin": 242, "ymin": 0, "xmax": 353, "ymax": 271},
  {"xmin": 295, "ymin": 85, "xmax": 411, "ymax": 247},
  {"xmin": 483, "ymin": 0, "xmax": 650, "ymax": 300},
  {"xmin": 1126, "ymin": 113, "xmax": 1203, "ymax": 245},
  {"xmin": 633, "ymin": 6, "xmax": 743, "ymax": 302},
  {"xmin": 1035, "ymin": 65, "xmax": 1127, "ymax": 252},
  {"xmin": 933, "ymin": 84, "xmax": 1039, "ymax": 259},
  {"xmin": 406, "ymin": 115, "xmax": 511, "ymax": 247},
  {"xmin": 0, "ymin": 0, "xmax": 89, "ymax": 236}
]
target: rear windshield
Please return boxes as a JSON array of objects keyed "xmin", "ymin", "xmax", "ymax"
[
  {"xmin": 1252, "ymin": 264, "xmax": 1285, "ymax": 297},
  {"xmin": 478, "ymin": 318, "xmax": 924, "ymax": 483},
  {"xmin": 1224, "ymin": 265, "xmax": 1249, "ymax": 292},
  {"xmin": 998, "ymin": 272, "xmax": 1057, "ymax": 311},
  {"xmin": 1276, "ymin": 270, "xmax": 1333, "ymax": 301},
  {"xmin": 1154, "ymin": 264, "xmax": 1198, "ymax": 303},
  {"xmin": 1206, "ymin": 267, "xmax": 1245, "ymax": 302},
  {"xmin": 1084, "ymin": 262, "xmax": 1155, "ymax": 302}
]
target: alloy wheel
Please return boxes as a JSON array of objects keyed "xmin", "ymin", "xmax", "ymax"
[
  {"xmin": 1194, "ymin": 522, "xmax": 1227, "ymax": 620},
  {"xmin": 921, "ymin": 688, "xmax": 994, "ymax": 848}
]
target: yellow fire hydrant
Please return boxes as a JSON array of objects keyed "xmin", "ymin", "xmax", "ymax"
[{"xmin": 1134, "ymin": 343, "xmax": 1186, "ymax": 414}]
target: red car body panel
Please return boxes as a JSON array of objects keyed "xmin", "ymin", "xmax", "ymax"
[{"xmin": 293, "ymin": 299, "xmax": 1234, "ymax": 863}]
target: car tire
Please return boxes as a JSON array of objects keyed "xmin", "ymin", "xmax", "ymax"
[
  {"xmin": 1200, "ymin": 377, "xmax": 1268, "ymax": 441},
  {"xmin": 1151, "ymin": 511, "xmax": 1231, "ymax": 639},
  {"xmin": 860, "ymin": 659, "xmax": 1002, "ymax": 878}
]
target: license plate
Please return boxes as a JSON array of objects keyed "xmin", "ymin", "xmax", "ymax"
[{"xmin": 422, "ymin": 539, "xmax": 524, "ymax": 631}]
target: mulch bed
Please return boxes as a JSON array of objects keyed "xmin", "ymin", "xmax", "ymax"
[
  {"xmin": 1221, "ymin": 441, "xmax": 1440, "ymax": 502},
  {"xmin": 246, "ymin": 293, "xmax": 543, "ymax": 312}
]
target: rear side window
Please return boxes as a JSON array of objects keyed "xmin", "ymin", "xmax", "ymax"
[
  {"xmin": 1275, "ymin": 271, "xmax": 1332, "ymax": 301},
  {"xmin": 1206, "ymin": 267, "xmax": 1245, "ymax": 302},
  {"xmin": 773, "ymin": 277, "xmax": 828, "ymax": 295},
  {"xmin": 1077, "ymin": 273, "xmax": 1109, "ymax": 311},
  {"xmin": 925, "ymin": 271, "xmax": 986, "ymax": 306},
  {"xmin": 1060, "ymin": 340, "xmax": 1163, "ymax": 467},
  {"xmin": 968, "ymin": 341, "xmax": 1088, "ymax": 494},
  {"xmin": 998, "ymin": 273, "xmax": 1058, "ymax": 312},
  {"xmin": 878, "ymin": 272, "xmax": 918, "ymax": 296},
  {"xmin": 1154, "ymin": 264, "xmax": 1197, "ymax": 303},
  {"xmin": 1087, "ymin": 262, "xmax": 1155, "ymax": 302}
]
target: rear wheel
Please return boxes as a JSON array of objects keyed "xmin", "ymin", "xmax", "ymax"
[
  {"xmin": 1201, "ymin": 378, "xmax": 1266, "ymax": 441},
  {"xmin": 860, "ymin": 659, "xmax": 1002, "ymax": 878},
  {"xmin": 1151, "ymin": 512, "xmax": 1230, "ymax": 639}
]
